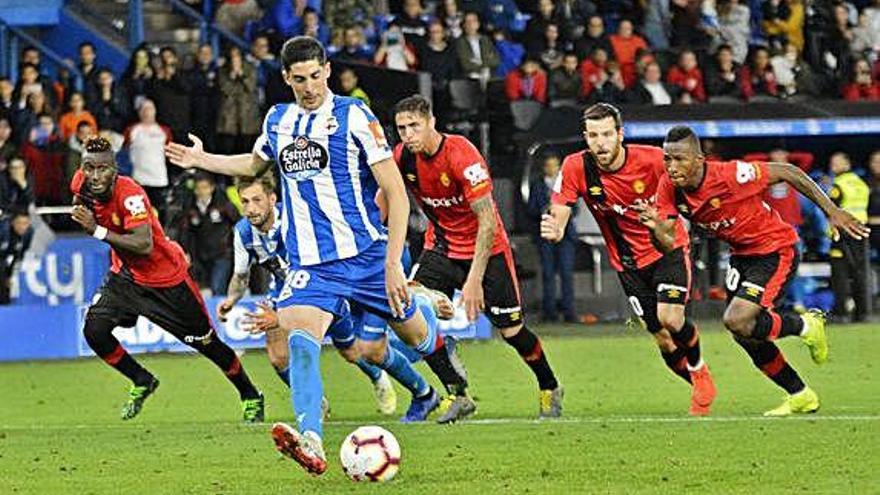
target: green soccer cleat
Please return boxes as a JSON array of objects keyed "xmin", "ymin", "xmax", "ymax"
[
  {"xmin": 763, "ymin": 387, "xmax": 820, "ymax": 417},
  {"xmin": 800, "ymin": 309, "xmax": 829, "ymax": 365},
  {"xmin": 121, "ymin": 377, "xmax": 160, "ymax": 420},
  {"xmin": 242, "ymin": 393, "xmax": 265, "ymax": 423},
  {"xmin": 539, "ymin": 386, "xmax": 564, "ymax": 419}
]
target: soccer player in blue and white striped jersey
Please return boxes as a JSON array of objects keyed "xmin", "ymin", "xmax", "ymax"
[{"xmin": 166, "ymin": 36, "xmax": 463, "ymax": 475}]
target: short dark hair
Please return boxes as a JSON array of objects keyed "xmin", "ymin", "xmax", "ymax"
[
  {"xmin": 280, "ymin": 36, "xmax": 327, "ymax": 70},
  {"xmin": 78, "ymin": 41, "xmax": 95, "ymax": 51},
  {"xmin": 160, "ymin": 46, "xmax": 177, "ymax": 56},
  {"xmin": 84, "ymin": 136, "xmax": 113, "ymax": 153},
  {"xmin": 394, "ymin": 94, "xmax": 433, "ymax": 118},
  {"xmin": 665, "ymin": 125, "xmax": 699, "ymax": 145},
  {"xmin": 76, "ymin": 120, "xmax": 92, "ymax": 131},
  {"xmin": 236, "ymin": 171, "xmax": 276, "ymax": 195},
  {"xmin": 194, "ymin": 171, "xmax": 215, "ymax": 184},
  {"xmin": 583, "ymin": 103, "xmax": 622, "ymax": 129}
]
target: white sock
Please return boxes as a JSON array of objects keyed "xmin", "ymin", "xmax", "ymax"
[{"xmin": 687, "ymin": 359, "xmax": 705, "ymax": 372}]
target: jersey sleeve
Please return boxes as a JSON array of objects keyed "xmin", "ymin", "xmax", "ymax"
[
  {"xmin": 726, "ymin": 160, "xmax": 770, "ymax": 199},
  {"xmin": 349, "ymin": 102, "xmax": 392, "ymax": 166},
  {"xmin": 117, "ymin": 180, "xmax": 153, "ymax": 230},
  {"xmin": 232, "ymin": 227, "xmax": 252, "ymax": 275},
  {"xmin": 392, "ymin": 143, "xmax": 404, "ymax": 169},
  {"xmin": 551, "ymin": 154, "xmax": 584, "ymax": 207},
  {"xmin": 655, "ymin": 175, "xmax": 679, "ymax": 219},
  {"xmin": 252, "ymin": 105, "xmax": 277, "ymax": 161},
  {"xmin": 449, "ymin": 139, "xmax": 493, "ymax": 202}
]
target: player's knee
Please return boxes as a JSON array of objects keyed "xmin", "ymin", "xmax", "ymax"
[
  {"xmin": 337, "ymin": 345, "xmax": 361, "ymax": 364},
  {"xmin": 358, "ymin": 341, "xmax": 386, "ymax": 364},
  {"xmin": 498, "ymin": 323, "xmax": 523, "ymax": 339},
  {"xmin": 267, "ymin": 348, "xmax": 289, "ymax": 370},
  {"xmin": 722, "ymin": 311, "xmax": 753, "ymax": 337},
  {"xmin": 652, "ymin": 330, "xmax": 677, "ymax": 353},
  {"xmin": 657, "ymin": 307, "xmax": 685, "ymax": 333}
]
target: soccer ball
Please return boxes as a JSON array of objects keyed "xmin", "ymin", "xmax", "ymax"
[{"xmin": 339, "ymin": 426, "xmax": 401, "ymax": 482}]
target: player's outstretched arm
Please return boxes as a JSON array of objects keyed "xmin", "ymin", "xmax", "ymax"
[
  {"xmin": 540, "ymin": 204, "xmax": 572, "ymax": 243},
  {"xmin": 767, "ymin": 162, "xmax": 871, "ymax": 241},
  {"xmin": 371, "ymin": 158, "xmax": 411, "ymax": 318},
  {"xmin": 71, "ymin": 205, "xmax": 154, "ymax": 255},
  {"xmin": 218, "ymin": 272, "xmax": 249, "ymax": 322},
  {"xmin": 165, "ymin": 134, "xmax": 271, "ymax": 177}
]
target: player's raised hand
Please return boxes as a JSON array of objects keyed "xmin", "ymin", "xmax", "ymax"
[
  {"xmin": 385, "ymin": 261, "xmax": 410, "ymax": 319},
  {"xmin": 540, "ymin": 213, "xmax": 561, "ymax": 242},
  {"xmin": 164, "ymin": 133, "xmax": 205, "ymax": 169},
  {"xmin": 460, "ymin": 276, "xmax": 484, "ymax": 323},
  {"xmin": 71, "ymin": 205, "xmax": 97, "ymax": 234},
  {"xmin": 217, "ymin": 298, "xmax": 236, "ymax": 322},
  {"xmin": 242, "ymin": 301, "xmax": 279, "ymax": 334},
  {"xmin": 828, "ymin": 207, "xmax": 871, "ymax": 241}
]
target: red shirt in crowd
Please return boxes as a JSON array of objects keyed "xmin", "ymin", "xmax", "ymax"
[
  {"xmin": 666, "ymin": 65, "xmax": 707, "ymax": 102},
  {"xmin": 579, "ymin": 59, "xmax": 607, "ymax": 99},
  {"xmin": 841, "ymin": 83, "xmax": 880, "ymax": 101},
  {"xmin": 504, "ymin": 68, "xmax": 548, "ymax": 104},
  {"xmin": 609, "ymin": 34, "xmax": 648, "ymax": 88}
]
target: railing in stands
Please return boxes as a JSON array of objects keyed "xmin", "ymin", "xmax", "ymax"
[
  {"xmin": 0, "ymin": 18, "xmax": 84, "ymax": 91},
  {"xmin": 158, "ymin": 0, "xmax": 249, "ymax": 54}
]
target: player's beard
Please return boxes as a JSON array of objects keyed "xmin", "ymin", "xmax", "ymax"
[
  {"xmin": 248, "ymin": 211, "xmax": 270, "ymax": 230},
  {"xmin": 594, "ymin": 142, "xmax": 622, "ymax": 169}
]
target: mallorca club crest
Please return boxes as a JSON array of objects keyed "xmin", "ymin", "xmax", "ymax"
[{"xmin": 279, "ymin": 136, "xmax": 329, "ymax": 181}]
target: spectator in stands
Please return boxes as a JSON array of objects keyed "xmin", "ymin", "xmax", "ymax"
[
  {"xmin": 419, "ymin": 20, "xmax": 462, "ymax": 100},
  {"xmin": 579, "ymin": 46, "xmax": 609, "ymax": 100},
  {"xmin": 121, "ymin": 46, "xmax": 155, "ymax": 112},
  {"xmin": 215, "ymin": 0, "xmax": 263, "ymax": 37},
  {"xmin": 626, "ymin": 61, "xmax": 680, "ymax": 104},
  {"xmin": 483, "ymin": 0, "xmax": 522, "ymax": 35},
  {"xmin": 525, "ymin": 0, "xmax": 557, "ymax": 49},
  {"xmin": 394, "ymin": 0, "xmax": 430, "ymax": 43},
  {"xmin": 868, "ymin": 150, "xmax": 880, "ymax": 262},
  {"xmin": 0, "ymin": 78, "xmax": 14, "ymax": 121},
  {"xmin": 217, "ymin": 46, "xmax": 261, "ymax": 155},
  {"xmin": 188, "ymin": 44, "xmax": 220, "ymax": 153},
  {"xmin": 739, "ymin": 46, "xmax": 779, "ymax": 101},
  {"xmin": 338, "ymin": 68, "xmax": 371, "ymax": 106},
  {"xmin": 58, "ymin": 92, "xmax": 97, "ymax": 142},
  {"xmin": 575, "ymin": 15, "xmax": 614, "ymax": 63},
  {"xmin": 15, "ymin": 92, "xmax": 53, "ymax": 146},
  {"xmin": 332, "ymin": 26, "xmax": 375, "ymax": 64},
  {"xmin": 555, "ymin": 0, "xmax": 597, "ymax": 41},
  {"xmin": 610, "ymin": 19, "xmax": 648, "ymax": 88},
  {"xmin": 13, "ymin": 63, "xmax": 54, "ymax": 111},
  {"xmin": 762, "ymin": 0, "xmax": 804, "ymax": 53},
  {"xmin": 548, "ymin": 52, "xmax": 582, "ymax": 104},
  {"xmin": 77, "ymin": 42, "xmax": 102, "ymax": 92},
  {"xmin": 439, "ymin": 0, "xmax": 465, "ymax": 39},
  {"xmin": 20, "ymin": 113, "xmax": 63, "ymax": 206},
  {"xmin": 670, "ymin": 0, "xmax": 713, "ymax": 49},
  {"xmin": 0, "ymin": 208, "xmax": 33, "ymax": 305},
  {"xmin": 21, "ymin": 47, "xmax": 42, "ymax": 74},
  {"xmin": 248, "ymin": 35, "xmax": 291, "ymax": 111},
  {"xmin": 151, "ymin": 47, "xmax": 190, "ymax": 142},
  {"xmin": 841, "ymin": 58, "xmax": 880, "ymax": 100},
  {"xmin": 713, "ymin": 0, "xmax": 750, "ymax": 64},
  {"xmin": 504, "ymin": 58, "xmax": 548, "ymax": 104},
  {"xmin": 666, "ymin": 49, "xmax": 707, "ymax": 102},
  {"xmin": 770, "ymin": 41, "xmax": 821, "ymax": 99},
  {"xmin": 325, "ymin": 0, "xmax": 374, "ymax": 35},
  {"xmin": 181, "ymin": 173, "xmax": 239, "ymax": 296},
  {"xmin": 63, "ymin": 121, "xmax": 93, "ymax": 199},
  {"xmin": 492, "ymin": 29, "xmax": 525, "ymax": 78},
  {"xmin": 374, "ymin": 25, "xmax": 419, "ymax": 71},
  {"xmin": 590, "ymin": 61, "xmax": 628, "ymax": 103},
  {"xmin": 0, "ymin": 157, "xmax": 32, "ymax": 214},
  {"xmin": 642, "ymin": 0, "xmax": 671, "ymax": 51},
  {"xmin": 124, "ymin": 99, "xmax": 172, "ymax": 217},
  {"xmin": 455, "ymin": 11, "xmax": 500, "ymax": 80},
  {"xmin": 87, "ymin": 69, "xmax": 130, "ymax": 133},
  {"xmin": 705, "ymin": 44, "xmax": 743, "ymax": 100},
  {"xmin": 821, "ymin": 3, "xmax": 855, "ymax": 78},
  {"xmin": 851, "ymin": 11, "xmax": 879, "ymax": 56},
  {"xmin": 527, "ymin": 154, "xmax": 577, "ymax": 323},
  {"xmin": 529, "ymin": 22, "xmax": 567, "ymax": 71},
  {"xmin": 0, "ymin": 118, "xmax": 17, "ymax": 166},
  {"xmin": 298, "ymin": 7, "xmax": 331, "ymax": 46}
]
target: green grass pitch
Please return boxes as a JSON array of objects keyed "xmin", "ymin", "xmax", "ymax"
[{"xmin": 1, "ymin": 323, "xmax": 877, "ymax": 494}]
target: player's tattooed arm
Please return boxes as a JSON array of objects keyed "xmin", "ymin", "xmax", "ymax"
[
  {"xmin": 218, "ymin": 272, "xmax": 249, "ymax": 322},
  {"xmin": 461, "ymin": 196, "xmax": 495, "ymax": 321},
  {"xmin": 767, "ymin": 162, "xmax": 871, "ymax": 241}
]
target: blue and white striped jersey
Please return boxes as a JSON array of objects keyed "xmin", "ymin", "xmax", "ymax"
[
  {"xmin": 252, "ymin": 92, "xmax": 391, "ymax": 267},
  {"xmin": 232, "ymin": 204, "xmax": 286, "ymax": 296}
]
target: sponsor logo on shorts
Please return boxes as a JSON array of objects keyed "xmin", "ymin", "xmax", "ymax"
[
  {"xmin": 490, "ymin": 305, "xmax": 521, "ymax": 316},
  {"xmin": 742, "ymin": 281, "xmax": 765, "ymax": 298}
]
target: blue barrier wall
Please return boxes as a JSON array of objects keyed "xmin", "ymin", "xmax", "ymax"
[
  {"xmin": 15, "ymin": 237, "xmax": 110, "ymax": 306},
  {"xmin": 0, "ymin": 0, "xmax": 62, "ymax": 26}
]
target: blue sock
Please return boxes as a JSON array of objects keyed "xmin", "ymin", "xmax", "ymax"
[
  {"xmin": 288, "ymin": 330, "xmax": 324, "ymax": 438},
  {"xmin": 380, "ymin": 346, "xmax": 431, "ymax": 397},
  {"xmin": 413, "ymin": 294, "xmax": 442, "ymax": 356},
  {"xmin": 275, "ymin": 366, "xmax": 290, "ymax": 387},
  {"xmin": 355, "ymin": 357, "xmax": 384, "ymax": 383},
  {"xmin": 389, "ymin": 334, "xmax": 422, "ymax": 364}
]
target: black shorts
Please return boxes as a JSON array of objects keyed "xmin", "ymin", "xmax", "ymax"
[
  {"xmin": 617, "ymin": 248, "xmax": 691, "ymax": 334},
  {"xmin": 412, "ymin": 248, "xmax": 523, "ymax": 328},
  {"xmin": 725, "ymin": 245, "xmax": 799, "ymax": 308},
  {"xmin": 86, "ymin": 272, "xmax": 214, "ymax": 344}
]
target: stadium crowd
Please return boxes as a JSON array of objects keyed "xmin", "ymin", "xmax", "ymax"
[{"xmin": 0, "ymin": 0, "xmax": 879, "ymax": 316}]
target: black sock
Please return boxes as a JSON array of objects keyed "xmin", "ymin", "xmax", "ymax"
[
  {"xmin": 198, "ymin": 338, "xmax": 261, "ymax": 400},
  {"xmin": 671, "ymin": 320, "xmax": 702, "ymax": 368},
  {"xmin": 660, "ymin": 347, "xmax": 692, "ymax": 384},
  {"xmin": 84, "ymin": 318, "xmax": 153, "ymax": 385},
  {"xmin": 502, "ymin": 326, "xmax": 559, "ymax": 391},
  {"xmin": 734, "ymin": 336, "xmax": 805, "ymax": 394},
  {"xmin": 753, "ymin": 310, "xmax": 804, "ymax": 341},
  {"xmin": 424, "ymin": 345, "xmax": 469, "ymax": 396},
  {"xmin": 275, "ymin": 366, "xmax": 290, "ymax": 387}
]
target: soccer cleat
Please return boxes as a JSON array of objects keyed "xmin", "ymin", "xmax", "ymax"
[
  {"xmin": 539, "ymin": 386, "xmax": 564, "ymax": 419},
  {"xmin": 121, "ymin": 377, "xmax": 160, "ymax": 420},
  {"xmin": 688, "ymin": 364, "xmax": 717, "ymax": 416},
  {"xmin": 408, "ymin": 281, "xmax": 455, "ymax": 320},
  {"xmin": 763, "ymin": 387, "xmax": 820, "ymax": 417},
  {"xmin": 242, "ymin": 393, "xmax": 265, "ymax": 423},
  {"xmin": 400, "ymin": 388, "xmax": 440, "ymax": 423},
  {"xmin": 271, "ymin": 423, "xmax": 327, "ymax": 475},
  {"xmin": 436, "ymin": 394, "xmax": 477, "ymax": 424},
  {"xmin": 321, "ymin": 396, "xmax": 331, "ymax": 422},
  {"xmin": 444, "ymin": 336, "xmax": 469, "ymax": 383},
  {"xmin": 373, "ymin": 370, "xmax": 397, "ymax": 415},
  {"xmin": 800, "ymin": 309, "xmax": 829, "ymax": 365}
]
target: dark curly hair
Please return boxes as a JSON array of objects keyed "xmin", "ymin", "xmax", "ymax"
[{"xmin": 84, "ymin": 136, "xmax": 113, "ymax": 153}]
